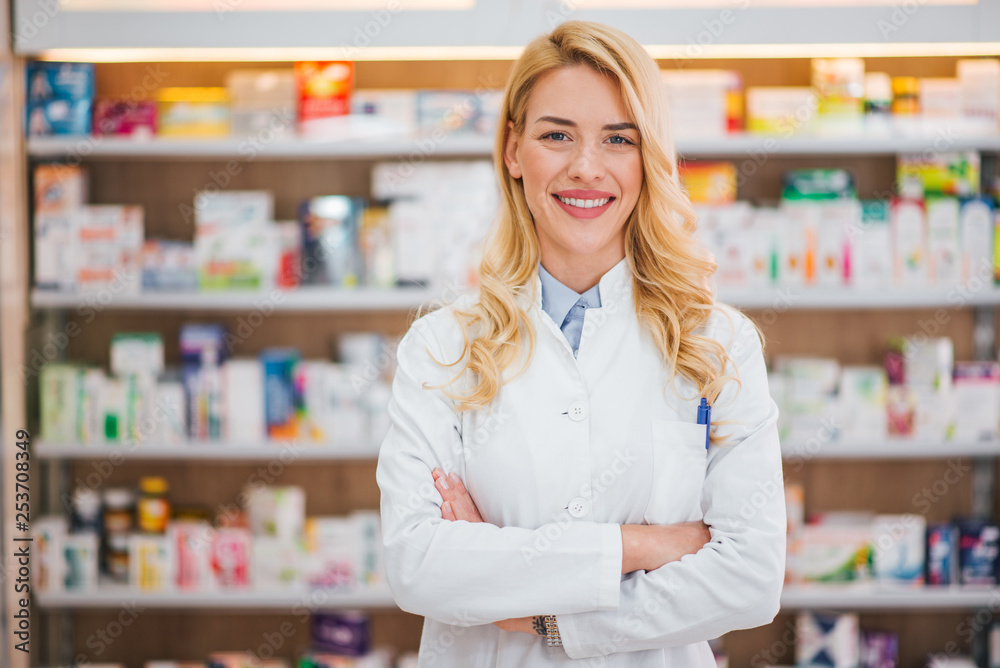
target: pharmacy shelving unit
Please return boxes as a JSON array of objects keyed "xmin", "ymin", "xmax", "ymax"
[
  {"xmin": 23, "ymin": 127, "xmax": 1000, "ymax": 666},
  {"xmin": 0, "ymin": 14, "xmax": 1000, "ymax": 668}
]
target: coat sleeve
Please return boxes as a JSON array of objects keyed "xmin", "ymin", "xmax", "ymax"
[
  {"xmin": 555, "ymin": 311, "xmax": 786, "ymax": 658},
  {"xmin": 376, "ymin": 316, "xmax": 623, "ymax": 627}
]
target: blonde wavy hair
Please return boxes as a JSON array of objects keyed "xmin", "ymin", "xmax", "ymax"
[{"xmin": 430, "ymin": 20, "xmax": 740, "ymax": 414}]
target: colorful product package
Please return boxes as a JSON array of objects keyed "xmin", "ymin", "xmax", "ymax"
[
  {"xmin": 860, "ymin": 629, "xmax": 899, "ymax": 668},
  {"xmin": 27, "ymin": 97, "xmax": 91, "ymax": 136},
  {"xmin": 746, "ymin": 208, "xmax": 780, "ymax": 286},
  {"xmin": 244, "ymin": 485, "xmax": 305, "ymax": 542},
  {"xmin": 211, "ymin": 527, "xmax": 252, "ymax": 588},
  {"xmin": 303, "ymin": 516, "xmax": 359, "ymax": 589},
  {"xmin": 296, "ymin": 61, "xmax": 354, "ymax": 133},
  {"xmin": 157, "ymin": 87, "xmax": 229, "ymax": 137},
  {"xmin": 179, "ymin": 323, "xmax": 227, "ymax": 441},
  {"xmin": 816, "ymin": 201, "xmax": 859, "ymax": 286},
  {"xmin": 927, "ymin": 522, "xmax": 959, "ymax": 585},
  {"xmin": 130, "ymin": 534, "xmax": 175, "ymax": 591},
  {"xmin": 76, "ymin": 204, "xmax": 145, "ymax": 294},
  {"xmin": 897, "ymin": 151, "xmax": 980, "ymax": 198},
  {"xmin": 27, "ymin": 61, "xmax": 95, "ymax": 101},
  {"xmin": 40, "ymin": 363, "xmax": 82, "ymax": 443},
  {"xmin": 140, "ymin": 240, "xmax": 198, "ymax": 292},
  {"xmin": 261, "ymin": 348, "xmax": 300, "ymax": 440},
  {"xmin": 152, "ymin": 381, "xmax": 187, "ymax": 445},
  {"xmin": 679, "ymin": 161, "xmax": 737, "ymax": 205},
  {"xmin": 110, "ymin": 332, "xmax": 164, "ymax": 378},
  {"xmin": 92, "ymin": 99, "xmax": 157, "ymax": 137},
  {"xmin": 926, "ymin": 197, "xmax": 961, "ymax": 287},
  {"xmin": 193, "ymin": 190, "xmax": 273, "ymax": 228},
  {"xmin": 662, "ymin": 70, "xmax": 742, "ymax": 137},
  {"xmin": 34, "ymin": 210, "xmax": 78, "ymax": 291},
  {"xmin": 33, "ymin": 516, "xmax": 68, "ymax": 592},
  {"xmin": 953, "ymin": 361, "xmax": 1000, "ymax": 442},
  {"xmin": 890, "ymin": 198, "xmax": 927, "ymax": 287},
  {"xmin": 796, "ymin": 611, "xmax": 860, "ymax": 668},
  {"xmin": 63, "ymin": 533, "xmax": 99, "ymax": 590},
  {"xmin": 871, "ymin": 514, "xmax": 925, "ymax": 584},
  {"xmin": 222, "ymin": 359, "xmax": 266, "ymax": 442},
  {"xmin": 746, "ymin": 86, "xmax": 817, "ymax": 134},
  {"xmin": 852, "ymin": 200, "xmax": 892, "ymax": 289},
  {"xmin": 298, "ymin": 196, "xmax": 363, "ymax": 287},
  {"xmin": 415, "ymin": 90, "xmax": 480, "ymax": 134},
  {"xmin": 958, "ymin": 517, "xmax": 1000, "ymax": 585},
  {"xmin": 960, "ymin": 197, "xmax": 994, "ymax": 285},
  {"xmin": 795, "ymin": 521, "xmax": 872, "ymax": 583},
  {"xmin": 34, "ymin": 163, "xmax": 87, "ymax": 213},
  {"xmin": 311, "ymin": 612, "xmax": 371, "ymax": 656},
  {"xmin": 252, "ymin": 537, "xmax": 303, "ymax": 590},
  {"xmin": 837, "ymin": 366, "xmax": 888, "ymax": 441},
  {"xmin": 171, "ymin": 520, "xmax": 215, "ymax": 591},
  {"xmin": 777, "ymin": 206, "xmax": 815, "ymax": 287}
]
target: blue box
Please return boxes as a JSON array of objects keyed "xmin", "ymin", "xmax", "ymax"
[
  {"xmin": 27, "ymin": 62, "xmax": 95, "ymax": 101},
  {"xmin": 27, "ymin": 99, "xmax": 91, "ymax": 136}
]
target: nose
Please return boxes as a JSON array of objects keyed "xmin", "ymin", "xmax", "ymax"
[{"xmin": 566, "ymin": 142, "xmax": 605, "ymax": 183}]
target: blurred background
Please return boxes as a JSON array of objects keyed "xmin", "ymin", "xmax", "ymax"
[{"xmin": 2, "ymin": 1, "xmax": 1000, "ymax": 667}]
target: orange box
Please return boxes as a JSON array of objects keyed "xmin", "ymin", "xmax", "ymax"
[{"xmin": 295, "ymin": 61, "xmax": 354, "ymax": 123}]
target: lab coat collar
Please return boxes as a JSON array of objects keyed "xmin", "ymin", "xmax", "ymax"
[{"xmin": 525, "ymin": 257, "xmax": 632, "ymax": 313}]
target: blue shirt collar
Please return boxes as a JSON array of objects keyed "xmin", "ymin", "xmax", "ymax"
[{"xmin": 538, "ymin": 262, "xmax": 603, "ymax": 327}]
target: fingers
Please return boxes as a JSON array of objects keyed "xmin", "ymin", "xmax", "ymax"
[{"xmin": 432, "ymin": 467, "xmax": 484, "ymax": 523}]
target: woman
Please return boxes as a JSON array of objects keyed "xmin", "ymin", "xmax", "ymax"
[{"xmin": 375, "ymin": 20, "xmax": 785, "ymax": 667}]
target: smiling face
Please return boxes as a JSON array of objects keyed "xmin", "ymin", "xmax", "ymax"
[{"xmin": 503, "ymin": 64, "xmax": 643, "ymax": 287}]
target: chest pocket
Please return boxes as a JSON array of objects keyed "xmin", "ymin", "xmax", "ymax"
[{"xmin": 642, "ymin": 419, "xmax": 709, "ymax": 525}]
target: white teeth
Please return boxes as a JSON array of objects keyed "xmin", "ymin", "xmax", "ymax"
[{"xmin": 557, "ymin": 195, "xmax": 611, "ymax": 208}]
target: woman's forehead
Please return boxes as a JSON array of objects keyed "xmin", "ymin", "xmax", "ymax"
[{"xmin": 523, "ymin": 65, "xmax": 634, "ymax": 126}]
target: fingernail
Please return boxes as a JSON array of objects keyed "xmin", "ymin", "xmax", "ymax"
[
  {"xmin": 438, "ymin": 475, "xmax": 449, "ymax": 490},
  {"xmin": 449, "ymin": 472, "xmax": 459, "ymax": 486},
  {"xmin": 442, "ymin": 501, "xmax": 451, "ymax": 514}
]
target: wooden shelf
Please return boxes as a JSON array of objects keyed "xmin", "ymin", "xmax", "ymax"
[
  {"xmin": 32, "ymin": 285, "xmax": 1000, "ymax": 312},
  {"xmin": 780, "ymin": 583, "xmax": 1000, "ymax": 611},
  {"xmin": 34, "ymin": 582, "xmax": 997, "ymax": 612},
  {"xmin": 34, "ymin": 583, "xmax": 397, "ymax": 610},
  {"xmin": 25, "ymin": 127, "xmax": 1000, "ymax": 161},
  {"xmin": 33, "ymin": 440, "xmax": 382, "ymax": 462},
  {"xmin": 780, "ymin": 439, "xmax": 1000, "ymax": 460}
]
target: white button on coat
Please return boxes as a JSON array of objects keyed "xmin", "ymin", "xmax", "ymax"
[
  {"xmin": 567, "ymin": 401, "xmax": 587, "ymax": 421},
  {"xmin": 376, "ymin": 259, "xmax": 785, "ymax": 667},
  {"xmin": 567, "ymin": 497, "xmax": 589, "ymax": 517}
]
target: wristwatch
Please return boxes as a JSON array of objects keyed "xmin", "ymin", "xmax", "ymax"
[{"xmin": 533, "ymin": 614, "xmax": 562, "ymax": 647}]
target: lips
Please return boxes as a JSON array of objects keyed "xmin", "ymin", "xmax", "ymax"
[{"xmin": 552, "ymin": 190, "xmax": 616, "ymax": 219}]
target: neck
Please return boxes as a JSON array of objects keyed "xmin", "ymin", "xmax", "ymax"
[{"xmin": 539, "ymin": 252, "xmax": 624, "ymax": 294}]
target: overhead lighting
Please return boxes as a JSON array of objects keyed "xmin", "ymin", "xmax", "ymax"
[
  {"xmin": 35, "ymin": 46, "xmax": 527, "ymax": 62},
  {"xmin": 35, "ymin": 41, "xmax": 1000, "ymax": 63}
]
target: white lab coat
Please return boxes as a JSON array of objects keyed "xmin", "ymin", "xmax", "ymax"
[{"xmin": 376, "ymin": 258, "xmax": 785, "ymax": 667}]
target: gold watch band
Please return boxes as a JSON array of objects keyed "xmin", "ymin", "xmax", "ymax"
[{"xmin": 543, "ymin": 615, "xmax": 562, "ymax": 647}]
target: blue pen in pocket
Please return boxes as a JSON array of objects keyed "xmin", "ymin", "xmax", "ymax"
[{"xmin": 697, "ymin": 397, "xmax": 711, "ymax": 450}]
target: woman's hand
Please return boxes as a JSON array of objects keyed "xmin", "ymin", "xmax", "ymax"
[
  {"xmin": 431, "ymin": 469, "xmax": 538, "ymax": 635},
  {"xmin": 432, "ymin": 467, "xmax": 484, "ymax": 523},
  {"xmin": 621, "ymin": 521, "xmax": 712, "ymax": 574}
]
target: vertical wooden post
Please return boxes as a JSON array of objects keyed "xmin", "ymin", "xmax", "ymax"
[{"xmin": 1, "ymin": 1, "xmax": 31, "ymax": 665}]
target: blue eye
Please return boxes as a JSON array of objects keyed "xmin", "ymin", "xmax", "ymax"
[
  {"xmin": 543, "ymin": 131, "xmax": 567, "ymax": 141},
  {"xmin": 608, "ymin": 135, "xmax": 633, "ymax": 145}
]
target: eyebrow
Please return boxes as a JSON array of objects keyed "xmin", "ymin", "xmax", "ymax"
[{"xmin": 535, "ymin": 116, "xmax": 638, "ymax": 132}]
